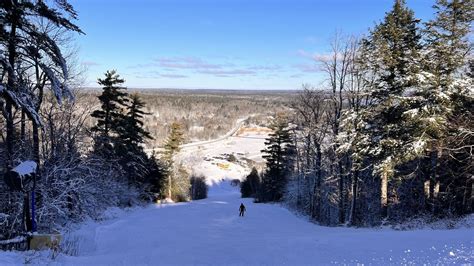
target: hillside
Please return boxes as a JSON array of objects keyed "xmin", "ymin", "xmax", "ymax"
[{"xmin": 1, "ymin": 181, "xmax": 471, "ymax": 265}]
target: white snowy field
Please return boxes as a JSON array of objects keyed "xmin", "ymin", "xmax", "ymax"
[
  {"xmin": 1, "ymin": 181, "xmax": 472, "ymax": 265},
  {"xmin": 176, "ymin": 125, "xmax": 270, "ymax": 183}
]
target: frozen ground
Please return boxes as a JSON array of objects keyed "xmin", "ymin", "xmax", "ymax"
[{"xmin": 1, "ymin": 181, "xmax": 472, "ymax": 265}]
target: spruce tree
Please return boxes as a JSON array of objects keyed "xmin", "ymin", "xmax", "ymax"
[
  {"xmin": 164, "ymin": 122, "xmax": 185, "ymax": 159},
  {"xmin": 241, "ymin": 167, "xmax": 260, "ymax": 198},
  {"xmin": 402, "ymin": 0, "xmax": 473, "ymax": 214},
  {"xmin": 240, "ymin": 179, "xmax": 252, "ymax": 198},
  {"xmin": 144, "ymin": 153, "xmax": 167, "ymax": 200},
  {"xmin": 404, "ymin": 0, "xmax": 473, "ymax": 146},
  {"xmin": 120, "ymin": 93, "xmax": 152, "ymax": 147},
  {"xmin": 260, "ymin": 114, "xmax": 294, "ymax": 202},
  {"xmin": 91, "ymin": 70, "xmax": 128, "ymax": 154},
  {"xmin": 361, "ymin": 0, "xmax": 422, "ymax": 218},
  {"xmin": 114, "ymin": 93, "xmax": 154, "ymax": 185},
  {"xmin": 163, "ymin": 122, "xmax": 186, "ymax": 199}
]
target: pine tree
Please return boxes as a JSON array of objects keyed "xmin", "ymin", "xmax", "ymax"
[
  {"xmin": 361, "ymin": 0, "xmax": 422, "ymax": 218},
  {"xmin": 144, "ymin": 153, "xmax": 167, "ymax": 200},
  {"xmin": 119, "ymin": 93, "xmax": 152, "ymax": 147},
  {"xmin": 402, "ymin": 0, "xmax": 473, "ymax": 214},
  {"xmin": 405, "ymin": 0, "xmax": 473, "ymax": 146},
  {"xmin": 260, "ymin": 114, "xmax": 294, "ymax": 202},
  {"xmin": 240, "ymin": 178, "xmax": 252, "ymax": 198},
  {"xmin": 91, "ymin": 70, "xmax": 128, "ymax": 154},
  {"xmin": 162, "ymin": 122, "xmax": 185, "ymax": 199},
  {"xmin": 425, "ymin": 0, "xmax": 472, "ymax": 87},
  {"xmin": 114, "ymin": 93, "xmax": 155, "ymax": 185},
  {"xmin": 241, "ymin": 167, "xmax": 260, "ymax": 198},
  {"xmin": 190, "ymin": 176, "xmax": 208, "ymax": 200},
  {"xmin": 164, "ymin": 122, "xmax": 185, "ymax": 159}
]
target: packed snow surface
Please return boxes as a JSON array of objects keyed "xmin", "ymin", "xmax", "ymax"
[{"xmin": 1, "ymin": 181, "xmax": 472, "ymax": 265}]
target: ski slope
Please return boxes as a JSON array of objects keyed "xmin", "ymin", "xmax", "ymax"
[
  {"xmin": 176, "ymin": 126, "xmax": 269, "ymax": 184},
  {"xmin": 1, "ymin": 181, "xmax": 472, "ymax": 265}
]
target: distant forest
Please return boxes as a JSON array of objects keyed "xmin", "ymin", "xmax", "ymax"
[{"xmin": 78, "ymin": 89, "xmax": 293, "ymax": 147}]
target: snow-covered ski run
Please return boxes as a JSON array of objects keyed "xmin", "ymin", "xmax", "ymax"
[{"xmin": 1, "ymin": 181, "xmax": 472, "ymax": 265}]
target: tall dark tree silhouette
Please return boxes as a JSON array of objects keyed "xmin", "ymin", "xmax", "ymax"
[
  {"xmin": 115, "ymin": 93, "xmax": 154, "ymax": 185},
  {"xmin": 260, "ymin": 114, "xmax": 294, "ymax": 202},
  {"xmin": 91, "ymin": 70, "xmax": 128, "ymax": 155},
  {"xmin": 361, "ymin": 0, "xmax": 422, "ymax": 219},
  {"xmin": 119, "ymin": 93, "xmax": 152, "ymax": 147}
]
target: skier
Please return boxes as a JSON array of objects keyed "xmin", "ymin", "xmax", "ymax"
[{"xmin": 239, "ymin": 203, "xmax": 246, "ymax": 217}]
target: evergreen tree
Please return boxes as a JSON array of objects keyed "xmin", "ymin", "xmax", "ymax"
[
  {"xmin": 162, "ymin": 122, "xmax": 186, "ymax": 199},
  {"xmin": 401, "ymin": 0, "xmax": 473, "ymax": 215},
  {"xmin": 143, "ymin": 153, "xmax": 167, "ymax": 200},
  {"xmin": 91, "ymin": 70, "xmax": 128, "ymax": 154},
  {"xmin": 260, "ymin": 114, "xmax": 294, "ymax": 202},
  {"xmin": 425, "ymin": 0, "xmax": 473, "ymax": 86},
  {"xmin": 119, "ymin": 93, "xmax": 152, "ymax": 146},
  {"xmin": 241, "ymin": 167, "xmax": 260, "ymax": 198},
  {"xmin": 240, "ymin": 178, "xmax": 252, "ymax": 198},
  {"xmin": 190, "ymin": 176, "xmax": 208, "ymax": 200},
  {"xmin": 115, "ymin": 94, "xmax": 156, "ymax": 186},
  {"xmin": 164, "ymin": 122, "xmax": 185, "ymax": 159},
  {"xmin": 361, "ymin": 0, "xmax": 422, "ymax": 218},
  {"xmin": 404, "ymin": 0, "xmax": 473, "ymax": 149}
]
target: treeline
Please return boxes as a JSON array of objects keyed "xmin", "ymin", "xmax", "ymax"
[
  {"xmin": 77, "ymin": 89, "xmax": 293, "ymax": 148},
  {"xmin": 246, "ymin": 0, "xmax": 473, "ymax": 226}
]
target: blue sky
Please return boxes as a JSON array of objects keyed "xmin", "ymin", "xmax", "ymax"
[{"xmin": 70, "ymin": 0, "xmax": 435, "ymax": 90}]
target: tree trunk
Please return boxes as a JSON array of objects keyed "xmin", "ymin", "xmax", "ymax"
[
  {"xmin": 20, "ymin": 109, "xmax": 26, "ymax": 141},
  {"xmin": 32, "ymin": 124, "xmax": 40, "ymax": 163},
  {"xmin": 5, "ymin": 101, "xmax": 14, "ymax": 168},
  {"xmin": 338, "ymin": 160, "xmax": 345, "ymax": 224},
  {"xmin": 5, "ymin": 9, "xmax": 18, "ymax": 170},
  {"xmin": 168, "ymin": 171, "xmax": 173, "ymax": 200},
  {"xmin": 429, "ymin": 150, "xmax": 439, "ymax": 214},
  {"xmin": 311, "ymin": 144, "xmax": 322, "ymax": 220},
  {"xmin": 23, "ymin": 194, "xmax": 32, "ymax": 232},
  {"xmin": 462, "ymin": 177, "xmax": 473, "ymax": 214},
  {"xmin": 381, "ymin": 172, "xmax": 388, "ymax": 219},
  {"xmin": 349, "ymin": 169, "xmax": 359, "ymax": 225}
]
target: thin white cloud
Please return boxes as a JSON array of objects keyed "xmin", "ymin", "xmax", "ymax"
[
  {"xmin": 81, "ymin": 60, "xmax": 100, "ymax": 66},
  {"xmin": 154, "ymin": 56, "xmax": 224, "ymax": 70},
  {"xmin": 127, "ymin": 56, "xmax": 287, "ymax": 78},
  {"xmin": 247, "ymin": 65, "xmax": 282, "ymax": 71},
  {"xmin": 297, "ymin": 49, "xmax": 342, "ymax": 62},
  {"xmin": 293, "ymin": 63, "xmax": 319, "ymax": 73},
  {"xmin": 197, "ymin": 69, "xmax": 256, "ymax": 77},
  {"xmin": 161, "ymin": 74, "xmax": 188, "ymax": 79}
]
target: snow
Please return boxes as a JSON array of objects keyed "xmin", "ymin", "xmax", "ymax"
[
  {"xmin": 5, "ymin": 90, "xmax": 43, "ymax": 127},
  {"xmin": 0, "ymin": 236, "xmax": 27, "ymax": 245},
  {"xmin": 1, "ymin": 181, "xmax": 472, "ymax": 265},
  {"xmin": 12, "ymin": 161, "xmax": 37, "ymax": 176},
  {"xmin": 177, "ymin": 126, "xmax": 269, "ymax": 184},
  {"xmin": 39, "ymin": 63, "xmax": 72, "ymax": 105}
]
